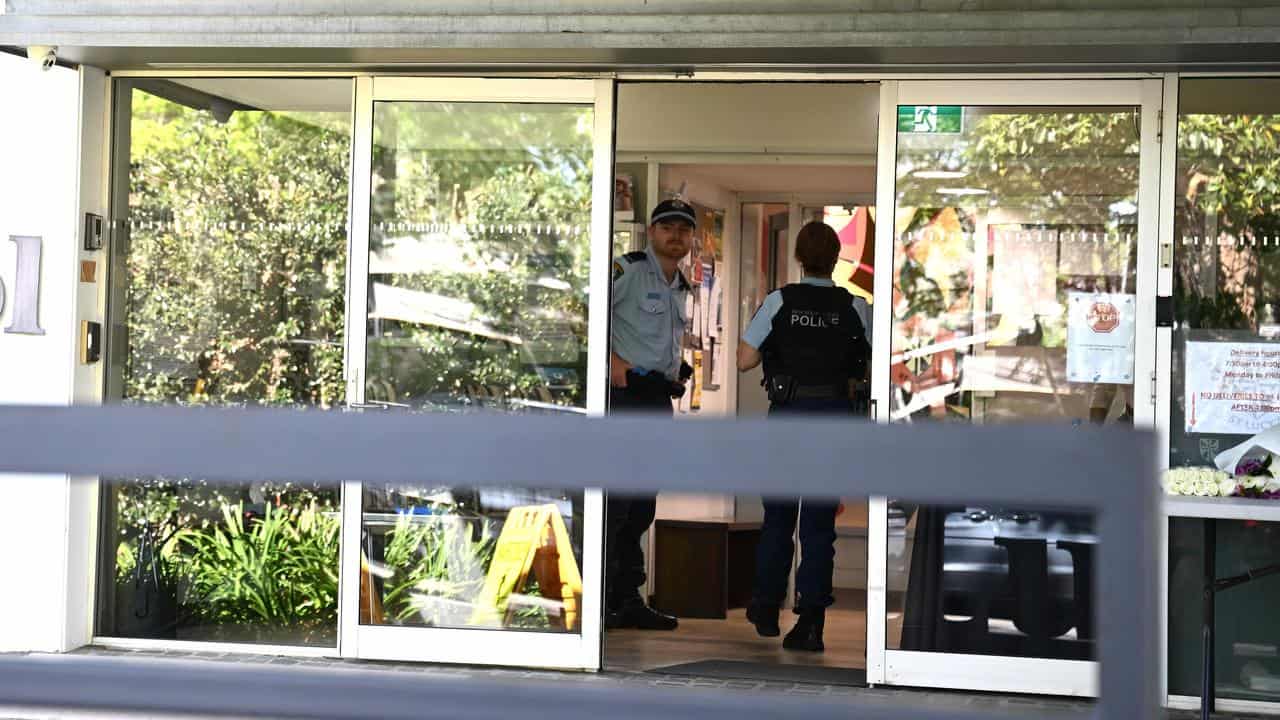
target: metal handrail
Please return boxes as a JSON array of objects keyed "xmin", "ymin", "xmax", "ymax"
[{"xmin": 0, "ymin": 404, "xmax": 1157, "ymax": 719}]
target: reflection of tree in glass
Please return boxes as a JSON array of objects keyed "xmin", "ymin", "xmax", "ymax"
[
  {"xmin": 367, "ymin": 104, "xmax": 592, "ymax": 410},
  {"xmin": 898, "ymin": 110, "xmax": 1140, "ymax": 226},
  {"xmin": 125, "ymin": 92, "xmax": 349, "ymax": 408},
  {"xmin": 110, "ymin": 89, "xmax": 350, "ymax": 643},
  {"xmin": 1175, "ymin": 113, "xmax": 1280, "ymax": 330},
  {"xmin": 380, "ymin": 514, "xmax": 499, "ymax": 627},
  {"xmin": 955, "ymin": 110, "xmax": 1280, "ymax": 332}
]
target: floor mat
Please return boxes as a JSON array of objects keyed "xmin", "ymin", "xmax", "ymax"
[{"xmin": 649, "ymin": 660, "xmax": 867, "ymax": 687}]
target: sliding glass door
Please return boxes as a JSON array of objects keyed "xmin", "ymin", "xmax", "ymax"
[
  {"xmin": 339, "ymin": 78, "xmax": 615, "ymax": 669},
  {"xmin": 866, "ymin": 79, "xmax": 1163, "ymax": 695}
]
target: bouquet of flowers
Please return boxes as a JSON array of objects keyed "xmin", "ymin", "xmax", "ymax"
[
  {"xmin": 1233, "ymin": 455, "xmax": 1280, "ymax": 498},
  {"xmin": 1163, "ymin": 466, "xmax": 1236, "ymax": 497},
  {"xmin": 1164, "ymin": 454, "xmax": 1280, "ymax": 498}
]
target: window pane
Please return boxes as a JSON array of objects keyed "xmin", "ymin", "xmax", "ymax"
[
  {"xmin": 885, "ymin": 105, "xmax": 1140, "ymax": 661},
  {"xmin": 1168, "ymin": 78, "xmax": 1280, "ymax": 702},
  {"xmin": 96, "ymin": 78, "xmax": 352, "ymax": 646},
  {"xmin": 366, "ymin": 101, "xmax": 593, "ymax": 412},
  {"xmin": 359, "ymin": 101, "xmax": 592, "ymax": 632}
]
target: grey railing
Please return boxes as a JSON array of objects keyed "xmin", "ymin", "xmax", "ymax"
[{"xmin": 0, "ymin": 405, "xmax": 1156, "ymax": 719}]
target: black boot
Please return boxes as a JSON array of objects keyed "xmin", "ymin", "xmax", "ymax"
[
  {"xmin": 746, "ymin": 603, "xmax": 780, "ymax": 637},
  {"xmin": 607, "ymin": 598, "xmax": 678, "ymax": 631},
  {"xmin": 783, "ymin": 608, "xmax": 825, "ymax": 652}
]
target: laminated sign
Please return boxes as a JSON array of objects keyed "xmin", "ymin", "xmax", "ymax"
[
  {"xmin": 1066, "ymin": 292, "xmax": 1135, "ymax": 384},
  {"xmin": 1185, "ymin": 341, "xmax": 1280, "ymax": 435}
]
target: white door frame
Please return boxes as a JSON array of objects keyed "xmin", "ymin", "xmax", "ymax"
[
  {"xmin": 338, "ymin": 76, "xmax": 613, "ymax": 670},
  {"xmin": 866, "ymin": 78, "xmax": 1164, "ymax": 696}
]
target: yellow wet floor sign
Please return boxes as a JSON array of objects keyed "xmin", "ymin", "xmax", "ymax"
[{"xmin": 469, "ymin": 504, "xmax": 582, "ymax": 631}]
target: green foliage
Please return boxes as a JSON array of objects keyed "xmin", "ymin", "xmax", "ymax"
[
  {"xmin": 379, "ymin": 513, "xmax": 498, "ymax": 626},
  {"xmin": 898, "ymin": 109, "xmax": 1280, "ymax": 335},
  {"xmin": 175, "ymin": 502, "xmax": 339, "ymax": 638},
  {"xmin": 1174, "ymin": 285, "xmax": 1250, "ymax": 330},
  {"xmin": 1173, "ymin": 113, "xmax": 1280, "ymax": 326},
  {"xmin": 124, "ymin": 91, "xmax": 349, "ymax": 408},
  {"xmin": 1178, "ymin": 113, "xmax": 1280, "ymax": 237},
  {"xmin": 965, "ymin": 110, "xmax": 1141, "ymax": 222},
  {"xmin": 366, "ymin": 103, "xmax": 593, "ymax": 409},
  {"xmin": 110, "ymin": 88, "xmax": 350, "ymax": 639}
]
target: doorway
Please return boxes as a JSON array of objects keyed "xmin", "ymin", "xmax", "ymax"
[{"xmin": 604, "ymin": 81, "xmax": 879, "ymax": 683}]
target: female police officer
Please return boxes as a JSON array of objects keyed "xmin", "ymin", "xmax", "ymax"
[
  {"xmin": 736, "ymin": 220, "xmax": 871, "ymax": 651},
  {"xmin": 604, "ymin": 198, "xmax": 696, "ymax": 631}
]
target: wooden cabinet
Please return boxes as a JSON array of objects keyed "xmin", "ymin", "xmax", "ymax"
[{"xmin": 652, "ymin": 518, "xmax": 762, "ymax": 619}]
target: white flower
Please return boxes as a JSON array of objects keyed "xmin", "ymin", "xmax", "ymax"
[
  {"xmin": 1242, "ymin": 475, "xmax": 1268, "ymax": 491},
  {"xmin": 1163, "ymin": 467, "xmax": 1232, "ymax": 496}
]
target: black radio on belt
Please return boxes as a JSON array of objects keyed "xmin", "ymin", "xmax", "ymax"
[{"xmin": 625, "ymin": 369, "xmax": 688, "ymax": 400}]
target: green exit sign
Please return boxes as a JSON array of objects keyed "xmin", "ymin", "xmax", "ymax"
[{"xmin": 898, "ymin": 105, "xmax": 963, "ymax": 134}]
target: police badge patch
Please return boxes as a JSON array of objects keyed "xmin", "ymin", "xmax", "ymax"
[{"xmin": 613, "ymin": 261, "xmax": 625, "ymax": 281}]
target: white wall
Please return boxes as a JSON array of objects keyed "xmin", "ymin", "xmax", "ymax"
[
  {"xmin": 618, "ymin": 83, "xmax": 878, "ymax": 157},
  {"xmin": 0, "ymin": 53, "xmax": 101, "ymax": 652}
]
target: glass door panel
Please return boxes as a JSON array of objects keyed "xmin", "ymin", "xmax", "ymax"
[
  {"xmin": 342, "ymin": 78, "xmax": 611, "ymax": 669},
  {"xmin": 870, "ymin": 80, "xmax": 1161, "ymax": 696}
]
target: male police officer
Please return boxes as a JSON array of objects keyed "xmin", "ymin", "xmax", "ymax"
[
  {"xmin": 605, "ymin": 198, "xmax": 696, "ymax": 631},
  {"xmin": 736, "ymin": 220, "xmax": 872, "ymax": 651}
]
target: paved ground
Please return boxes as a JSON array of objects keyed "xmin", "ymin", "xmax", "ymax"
[{"xmin": 0, "ymin": 646, "xmax": 1270, "ymax": 718}]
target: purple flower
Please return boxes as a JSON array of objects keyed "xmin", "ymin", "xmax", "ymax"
[{"xmin": 1236, "ymin": 457, "xmax": 1273, "ymax": 477}]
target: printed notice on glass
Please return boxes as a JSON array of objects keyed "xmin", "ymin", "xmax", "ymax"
[
  {"xmin": 1066, "ymin": 292, "xmax": 1136, "ymax": 384},
  {"xmin": 1185, "ymin": 341, "xmax": 1280, "ymax": 435}
]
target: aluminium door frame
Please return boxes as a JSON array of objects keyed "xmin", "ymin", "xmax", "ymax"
[
  {"xmin": 866, "ymin": 78, "xmax": 1164, "ymax": 696},
  {"xmin": 339, "ymin": 76, "xmax": 613, "ymax": 670},
  {"xmin": 84, "ymin": 68, "xmax": 1192, "ymax": 699}
]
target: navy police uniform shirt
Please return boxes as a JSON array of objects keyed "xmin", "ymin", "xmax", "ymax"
[
  {"xmin": 611, "ymin": 246, "xmax": 691, "ymax": 380},
  {"xmin": 743, "ymin": 277, "xmax": 872, "ymax": 350}
]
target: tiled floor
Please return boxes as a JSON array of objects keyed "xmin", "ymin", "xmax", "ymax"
[{"xmin": 0, "ymin": 647, "xmax": 1245, "ymax": 718}]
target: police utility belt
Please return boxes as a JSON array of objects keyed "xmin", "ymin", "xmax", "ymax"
[
  {"xmin": 627, "ymin": 361, "xmax": 694, "ymax": 399},
  {"xmin": 765, "ymin": 374, "xmax": 847, "ymax": 404}
]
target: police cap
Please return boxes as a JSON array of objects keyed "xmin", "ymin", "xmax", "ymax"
[{"xmin": 650, "ymin": 198, "xmax": 697, "ymax": 228}]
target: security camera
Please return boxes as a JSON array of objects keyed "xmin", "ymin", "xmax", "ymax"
[{"xmin": 27, "ymin": 45, "xmax": 58, "ymax": 71}]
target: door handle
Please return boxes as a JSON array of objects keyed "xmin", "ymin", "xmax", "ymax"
[{"xmin": 347, "ymin": 400, "xmax": 410, "ymax": 411}]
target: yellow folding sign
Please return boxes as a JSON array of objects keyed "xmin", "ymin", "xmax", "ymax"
[{"xmin": 469, "ymin": 504, "xmax": 583, "ymax": 631}]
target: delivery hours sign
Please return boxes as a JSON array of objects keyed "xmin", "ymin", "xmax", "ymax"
[{"xmin": 1185, "ymin": 341, "xmax": 1280, "ymax": 435}]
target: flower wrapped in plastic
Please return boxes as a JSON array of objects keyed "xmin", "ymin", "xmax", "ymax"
[
  {"xmin": 1163, "ymin": 467, "xmax": 1234, "ymax": 497},
  {"xmin": 1232, "ymin": 454, "xmax": 1280, "ymax": 498},
  {"xmin": 1163, "ymin": 454, "xmax": 1280, "ymax": 499}
]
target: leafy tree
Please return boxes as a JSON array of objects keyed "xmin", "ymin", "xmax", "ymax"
[
  {"xmin": 1174, "ymin": 112, "xmax": 1280, "ymax": 329},
  {"xmin": 918, "ymin": 107, "xmax": 1280, "ymax": 330},
  {"xmin": 107, "ymin": 91, "xmax": 594, "ymax": 641},
  {"xmin": 124, "ymin": 91, "xmax": 349, "ymax": 407},
  {"xmin": 365, "ymin": 102, "xmax": 593, "ymax": 409},
  {"xmin": 106, "ymin": 88, "xmax": 351, "ymax": 642}
]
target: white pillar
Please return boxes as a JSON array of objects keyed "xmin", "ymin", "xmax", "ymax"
[{"xmin": 0, "ymin": 53, "xmax": 103, "ymax": 653}]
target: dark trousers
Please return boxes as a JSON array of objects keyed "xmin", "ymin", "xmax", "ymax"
[
  {"xmin": 752, "ymin": 396, "xmax": 850, "ymax": 612},
  {"xmin": 606, "ymin": 382, "xmax": 671, "ymax": 609},
  {"xmin": 754, "ymin": 498, "xmax": 839, "ymax": 611}
]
